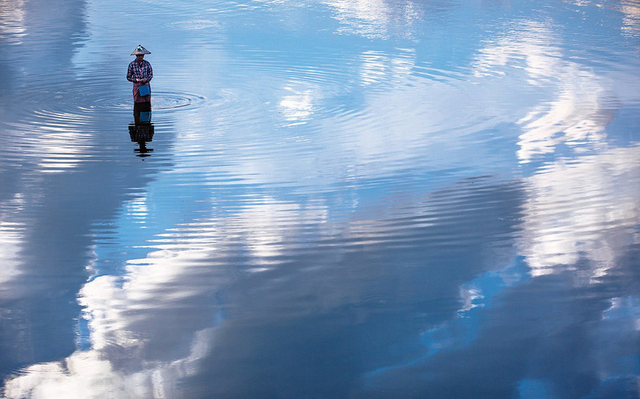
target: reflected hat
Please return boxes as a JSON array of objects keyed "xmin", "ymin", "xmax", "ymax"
[{"xmin": 131, "ymin": 45, "xmax": 151, "ymax": 55}]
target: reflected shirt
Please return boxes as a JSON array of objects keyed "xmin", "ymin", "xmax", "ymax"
[{"xmin": 127, "ymin": 59, "xmax": 153, "ymax": 83}]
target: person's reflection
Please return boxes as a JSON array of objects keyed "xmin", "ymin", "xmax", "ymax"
[{"xmin": 129, "ymin": 102, "xmax": 154, "ymax": 156}]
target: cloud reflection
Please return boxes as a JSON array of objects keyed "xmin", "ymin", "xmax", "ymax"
[
  {"xmin": 3, "ymin": 327, "xmax": 216, "ymax": 399},
  {"xmin": 0, "ymin": 219, "xmax": 24, "ymax": 289},
  {"xmin": 521, "ymin": 145, "xmax": 640, "ymax": 279},
  {"xmin": 0, "ymin": 0, "xmax": 26, "ymax": 45},
  {"xmin": 278, "ymin": 86, "xmax": 315, "ymax": 126},
  {"xmin": 3, "ymin": 195, "xmax": 331, "ymax": 398},
  {"xmin": 323, "ymin": 0, "xmax": 423, "ymax": 39},
  {"xmin": 359, "ymin": 48, "xmax": 415, "ymax": 86},
  {"xmin": 4, "ymin": 245, "xmax": 222, "ymax": 398},
  {"xmin": 0, "ymin": 192, "xmax": 26, "ymax": 290},
  {"xmin": 472, "ymin": 20, "xmax": 616, "ymax": 162},
  {"xmin": 620, "ymin": 0, "xmax": 640, "ymax": 37}
]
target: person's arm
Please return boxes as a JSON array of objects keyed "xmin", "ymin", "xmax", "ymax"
[
  {"xmin": 127, "ymin": 63, "xmax": 135, "ymax": 82},
  {"xmin": 146, "ymin": 63, "xmax": 153, "ymax": 83}
]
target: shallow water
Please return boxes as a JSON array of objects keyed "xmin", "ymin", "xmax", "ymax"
[{"xmin": 1, "ymin": 0, "xmax": 640, "ymax": 398}]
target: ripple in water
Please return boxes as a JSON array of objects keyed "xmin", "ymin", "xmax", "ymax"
[
  {"xmin": 18, "ymin": 85, "xmax": 208, "ymax": 117},
  {"xmin": 2, "ymin": 84, "xmax": 209, "ymax": 172},
  {"xmin": 170, "ymin": 20, "xmax": 221, "ymax": 30},
  {"xmin": 150, "ymin": 91, "xmax": 208, "ymax": 112},
  {"xmin": 91, "ymin": 91, "xmax": 208, "ymax": 113}
]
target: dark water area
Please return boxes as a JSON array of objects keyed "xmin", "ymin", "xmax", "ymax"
[{"xmin": 1, "ymin": 0, "xmax": 640, "ymax": 398}]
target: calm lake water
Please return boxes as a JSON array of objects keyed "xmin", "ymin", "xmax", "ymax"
[{"xmin": 1, "ymin": 0, "xmax": 640, "ymax": 398}]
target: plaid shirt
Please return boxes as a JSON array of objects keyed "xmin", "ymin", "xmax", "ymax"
[{"xmin": 127, "ymin": 59, "xmax": 153, "ymax": 83}]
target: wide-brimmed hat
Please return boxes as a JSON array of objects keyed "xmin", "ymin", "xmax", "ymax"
[{"xmin": 131, "ymin": 45, "xmax": 151, "ymax": 55}]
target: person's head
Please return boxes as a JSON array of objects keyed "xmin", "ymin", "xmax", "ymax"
[{"xmin": 136, "ymin": 54, "xmax": 144, "ymax": 63}]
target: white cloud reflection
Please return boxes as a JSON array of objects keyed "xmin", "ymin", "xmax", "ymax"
[
  {"xmin": 278, "ymin": 86, "xmax": 315, "ymax": 126},
  {"xmin": 0, "ymin": 221, "xmax": 24, "ymax": 289},
  {"xmin": 0, "ymin": 0, "xmax": 26, "ymax": 45},
  {"xmin": 0, "ymin": 193, "xmax": 26, "ymax": 292},
  {"xmin": 7, "ymin": 115, "xmax": 95, "ymax": 173},
  {"xmin": 520, "ymin": 145, "xmax": 640, "ymax": 279},
  {"xmin": 3, "ymin": 327, "xmax": 216, "ymax": 399},
  {"xmin": 4, "ymin": 246, "xmax": 219, "ymax": 398},
  {"xmin": 326, "ymin": 0, "xmax": 392, "ymax": 38},
  {"xmin": 471, "ymin": 19, "xmax": 640, "ymax": 281},
  {"xmin": 472, "ymin": 20, "xmax": 615, "ymax": 163},
  {"xmin": 621, "ymin": 0, "xmax": 640, "ymax": 37},
  {"xmin": 323, "ymin": 0, "xmax": 423, "ymax": 39},
  {"xmin": 359, "ymin": 48, "xmax": 415, "ymax": 86},
  {"xmin": 3, "ymin": 195, "xmax": 329, "ymax": 398}
]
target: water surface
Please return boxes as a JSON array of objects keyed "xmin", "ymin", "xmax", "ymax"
[{"xmin": 1, "ymin": 0, "xmax": 640, "ymax": 398}]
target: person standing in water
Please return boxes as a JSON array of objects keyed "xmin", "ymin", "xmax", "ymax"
[{"xmin": 127, "ymin": 45, "xmax": 153, "ymax": 110}]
